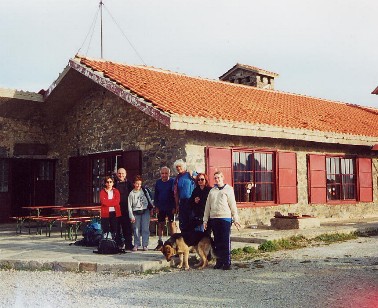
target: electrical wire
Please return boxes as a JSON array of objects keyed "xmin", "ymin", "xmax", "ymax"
[
  {"xmin": 103, "ymin": 3, "xmax": 146, "ymax": 65},
  {"xmin": 76, "ymin": 5, "xmax": 100, "ymax": 57}
]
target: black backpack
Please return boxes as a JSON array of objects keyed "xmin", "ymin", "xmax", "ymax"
[{"xmin": 94, "ymin": 233, "xmax": 122, "ymax": 254}]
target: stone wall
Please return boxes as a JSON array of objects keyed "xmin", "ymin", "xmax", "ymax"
[
  {"xmin": 0, "ymin": 116, "xmax": 48, "ymax": 158},
  {"xmin": 183, "ymin": 131, "xmax": 378, "ymax": 225},
  {"xmin": 49, "ymin": 87, "xmax": 189, "ymax": 204},
  {"xmin": 5, "ymin": 85, "xmax": 376, "ymax": 225}
]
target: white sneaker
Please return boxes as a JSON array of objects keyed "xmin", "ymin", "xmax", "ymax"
[
  {"xmin": 142, "ymin": 246, "xmax": 148, "ymax": 251},
  {"xmin": 132, "ymin": 246, "xmax": 138, "ymax": 251}
]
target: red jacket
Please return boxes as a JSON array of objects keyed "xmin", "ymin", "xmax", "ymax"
[{"xmin": 99, "ymin": 188, "xmax": 121, "ymax": 218}]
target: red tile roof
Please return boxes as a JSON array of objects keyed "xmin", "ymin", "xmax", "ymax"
[{"xmin": 78, "ymin": 56, "xmax": 378, "ymax": 138}]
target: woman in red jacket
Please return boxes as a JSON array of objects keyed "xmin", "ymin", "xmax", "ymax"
[{"xmin": 100, "ymin": 176, "xmax": 121, "ymax": 239}]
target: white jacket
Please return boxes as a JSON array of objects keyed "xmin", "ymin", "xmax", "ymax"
[{"xmin": 203, "ymin": 184, "xmax": 239, "ymax": 224}]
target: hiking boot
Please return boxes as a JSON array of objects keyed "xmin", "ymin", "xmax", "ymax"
[
  {"xmin": 213, "ymin": 262, "xmax": 223, "ymax": 269},
  {"xmin": 154, "ymin": 240, "xmax": 163, "ymax": 251}
]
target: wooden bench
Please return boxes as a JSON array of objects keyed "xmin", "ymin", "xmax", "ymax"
[
  {"xmin": 31, "ymin": 216, "xmax": 67, "ymax": 237},
  {"xmin": 60, "ymin": 216, "xmax": 92, "ymax": 241},
  {"xmin": 11, "ymin": 216, "xmax": 38, "ymax": 234},
  {"xmin": 150, "ymin": 217, "xmax": 170, "ymax": 236}
]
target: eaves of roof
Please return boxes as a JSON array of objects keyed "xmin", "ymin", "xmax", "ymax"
[
  {"xmin": 0, "ymin": 88, "xmax": 43, "ymax": 102},
  {"xmin": 44, "ymin": 56, "xmax": 378, "ymax": 147},
  {"xmin": 0, "ymin": 88, "xmax": 44, "ymax": 120}
]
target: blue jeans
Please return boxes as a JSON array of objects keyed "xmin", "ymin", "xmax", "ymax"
[
  {"xmin": 132, "ymin": 210, "xmax": 150, "ymax": 247},
  {"xmin": 209, "ymin": 218, "xmax": 232, "ymax": 266}
]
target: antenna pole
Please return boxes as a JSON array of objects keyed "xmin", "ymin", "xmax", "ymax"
[{"xmin": 100, "ymin": 1, "xmax": 103, "ymax": 58}]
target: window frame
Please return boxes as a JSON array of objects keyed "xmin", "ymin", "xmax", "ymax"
[
  {"xmin": 326, "ymin": 155, "xmax": 357, "ymax": 202},
  {"xmin": 0, "ymin": 159, "xmax": 9, "ymax": 193},
  {"xmin": 89, "ymin": 151, "xmax": 123, "ymax": 204},
  {"xmin": 232, "ymin": 148, "xmax": 276, "ymax": 205}
]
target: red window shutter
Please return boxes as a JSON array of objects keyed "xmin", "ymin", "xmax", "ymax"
[
  {"xmin": 68, "ymin": 156, "xmax": 91, "ymax": 204},
  {"xmin": 308, "ymin": 154, "xmax": 326, "ymax": 204},
  {"xmin": 121, "ymin": 150, "xmax": 142, "ymax": 182},
  {"xmin": 357, "ymin": 157, "xmax": 373, "ymax": 202},
  {"xmin": 277, "ymin": 152, "xmax": 297, "ymax": 204},
  {"xmin": 206, "ymin": 147, "xmax": 232, "ymax": 187}
]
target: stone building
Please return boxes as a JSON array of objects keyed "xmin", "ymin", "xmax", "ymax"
[{"xmin": 1, "ymin": 55, "xmax": 378, "ymax": 225}]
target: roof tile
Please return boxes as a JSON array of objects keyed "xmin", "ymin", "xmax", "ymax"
[{"xmin": 78, "ymin": 56, "xmax": 378, "ymax": 138}]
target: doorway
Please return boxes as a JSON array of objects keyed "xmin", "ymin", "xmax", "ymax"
[{"xmin": 10, "ymin": 159, "xmax": 56, "ymax": 216}]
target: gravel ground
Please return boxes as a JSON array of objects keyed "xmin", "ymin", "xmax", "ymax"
[{"xmin": 0, "ymin": 236, "xmax": 377, "ymax": 308}]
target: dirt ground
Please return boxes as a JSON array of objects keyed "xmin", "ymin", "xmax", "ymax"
[{"xmin": 1, "ymin": 235, "xmax": 377, "ymax": 308}]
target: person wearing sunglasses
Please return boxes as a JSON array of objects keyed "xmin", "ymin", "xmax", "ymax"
[
  {"xmin": 203, "ymin": 171, "xmax": 241, "ymax": 270},
  {"xmin": 189, "ymin": 173, "xmax": 211, "ymax": 232},
  {"xmin": 99, "ymin": 176, "xmax": 121, "ymax": 239}
]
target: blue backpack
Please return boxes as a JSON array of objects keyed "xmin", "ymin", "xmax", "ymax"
[{"xmin": 79, "ymin": 220, "xmax": 102, "ymax": 247}]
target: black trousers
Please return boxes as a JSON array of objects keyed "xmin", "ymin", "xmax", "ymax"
[
  {"xmin": 101, "ymin": 211, "xmax": 118, "ymax": 238},
  {"xmin": 116, "ymin": 212, "xmax": 133, "ymax": 249}
]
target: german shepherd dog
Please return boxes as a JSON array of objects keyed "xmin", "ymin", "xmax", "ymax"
[{"xmin": 160, "ymin": 232, "xmax": 215, "ymax": 270}]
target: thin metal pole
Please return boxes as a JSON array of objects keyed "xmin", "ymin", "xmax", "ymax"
[{"xmin": 100, "ymin": 1, "xmax": 103, "ymax": 58}]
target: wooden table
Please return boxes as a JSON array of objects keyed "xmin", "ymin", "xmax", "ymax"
[
  {"xmin": 20, "ymin": 205, "xmax": 64, "ymax": 235},
  {"xmin": 58, "ymin": 205, "xmax": 101, "ymax": 220},
  {"xmin": 22, "ymin": 205, "xmax": 63, "ymax": 218},
  {"xmin": 57, "ymin": 205, "xmax": 101, "ymax": 240}
]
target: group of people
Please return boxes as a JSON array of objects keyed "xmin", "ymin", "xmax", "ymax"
[{"xmin": 99, "ymin": 159, "xmax": 240, "ymax": 270}]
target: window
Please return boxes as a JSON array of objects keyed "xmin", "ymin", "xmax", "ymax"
[
  {"xmin": 326, "ymin": 157, "xmax": 356, "ymax": 200},
  {"xmin": 0, "ymin": 159, "xmax": 9, "ymax": 193},
  {"xmin": 91, "ymin": 154, "xmax": 121, "ymax": 203},
  {"xmin": 207, "ymin": 147, "xmax": 297, "ymax": 205},
  {"xmin": 38, "ymin": 161, "xmax": 54, "ymax": 181},
  {"xmin": 233, "ymin": 151, "xmax": 275, "ymax": 202}
]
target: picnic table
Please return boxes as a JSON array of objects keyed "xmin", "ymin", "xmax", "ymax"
[
  {"xmin": 57, "ymin": 205, "xmax": 101, "ymax": 240},
  {"xmin": 11, "ymin": 205, "xmax": 64, "ymax": 235}
]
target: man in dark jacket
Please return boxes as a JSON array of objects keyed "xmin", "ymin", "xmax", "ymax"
[{"xmin": 114, "ymin": 168, "xmax": 134, "ymax": 250}]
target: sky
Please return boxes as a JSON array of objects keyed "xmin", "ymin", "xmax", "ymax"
[{"xmin": 1, "ymin": 0, "xmax": 378, "ymax": 108}]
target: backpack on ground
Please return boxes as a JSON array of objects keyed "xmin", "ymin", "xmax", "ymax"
[
  {"xmin": 93, "ymin": 232, "xmax": 122, "ymax": 254},
  {"xmin": 73, "ymin": 219, "xmax": 102, "ymax": 247}
]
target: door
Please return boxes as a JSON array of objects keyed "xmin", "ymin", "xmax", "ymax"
[{"xmin": 11, "ymin": 159, "xmax": 56, "ymax": 216}]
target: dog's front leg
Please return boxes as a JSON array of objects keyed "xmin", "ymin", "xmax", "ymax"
[
  {"xmin": 177, "ymin": 253, "xmax": 184, "ymax": 269},
  {"xmin": 183, "ymin": 249, "xmax": 190, "ymax": 270}
]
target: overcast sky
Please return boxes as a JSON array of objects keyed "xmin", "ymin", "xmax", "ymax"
[{"xmin": 1, "ymin": 0, "xmax": 378, "ymax": 108}]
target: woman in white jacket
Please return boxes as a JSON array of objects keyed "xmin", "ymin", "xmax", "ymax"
[{"xmin": 203, "ymin": 171, "xmax": 241, "ymax": 270}]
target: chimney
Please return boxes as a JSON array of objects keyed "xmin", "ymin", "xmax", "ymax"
[{"xmin": 219, "ymin": 63, "xmax": 279, "ymax": 90}]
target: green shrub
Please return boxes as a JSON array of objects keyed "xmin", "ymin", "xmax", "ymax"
[
  {"xmin": 243, "ymin": 246, "xmax": 257, "ymax": 254},
  {"xmin": 258, "ymin": 240, "xmax": 279, "ymax": 252},
  {"xmin": 231, "ymin": 248, "xmax": 244, "ymax": 256},
  {"xmin": 313, "ymin": 232, "xmax": 357, "ymax": 243}
]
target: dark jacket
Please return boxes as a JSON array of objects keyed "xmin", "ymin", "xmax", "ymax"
[
  {"xmin": 189, "ymin": 186, "xmax": 211, "ymax": 224},
  {"xmin": 114, "ymin": 179, "xmax": 133, "ymax": 215}
]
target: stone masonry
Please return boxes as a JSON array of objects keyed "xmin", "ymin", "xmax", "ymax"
[{"xmin": 2, "ymin": 84, "xmax": 377, "ymax": 226}]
